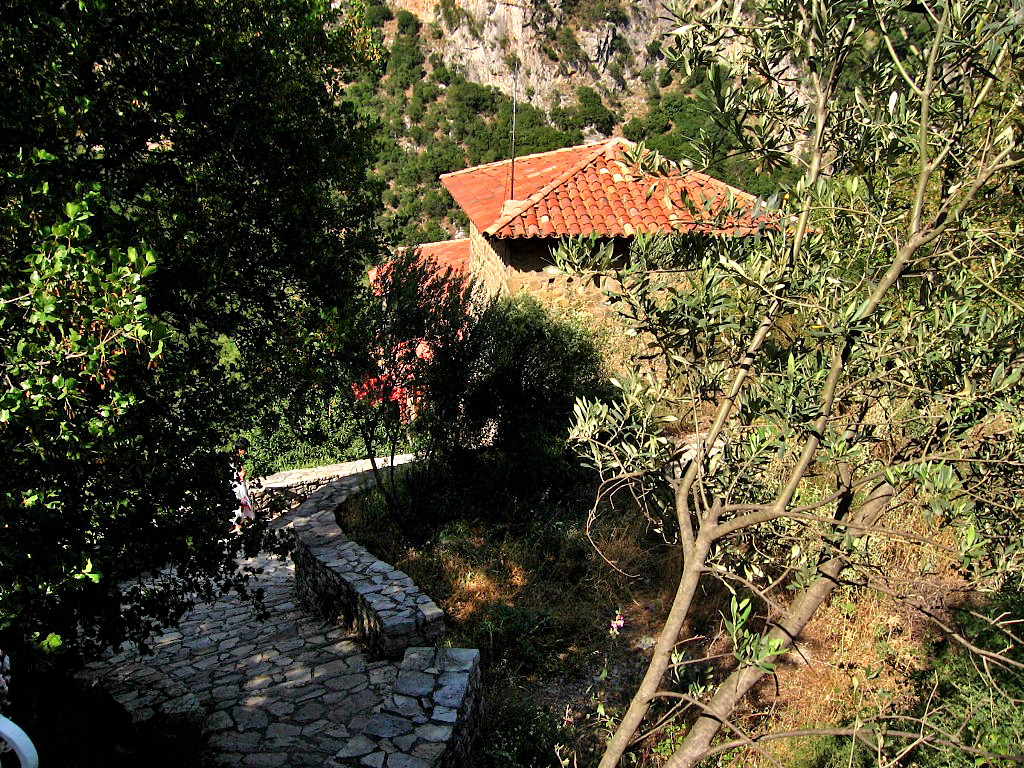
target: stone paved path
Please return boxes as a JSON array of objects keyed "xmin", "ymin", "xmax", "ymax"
[{"xmin": 79, "ymin": 462, "xmax": 406, "ymax": 768}]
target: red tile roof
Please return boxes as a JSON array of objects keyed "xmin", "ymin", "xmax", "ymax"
[
  {"xmin": 414, "ymin": 238, "xmax": 470, "ymax": 276},
  {"xmin": 373, "ymin": 239, "xmax": 469, "ymax": 293},
  {"xmin": 440, "ymin": 138, "xmax": 774, "ymax": 239}
]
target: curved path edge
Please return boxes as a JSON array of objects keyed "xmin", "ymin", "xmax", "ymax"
[{"xmin": 81, "ymin": 458, "xmax": 481, "ymax": 768}]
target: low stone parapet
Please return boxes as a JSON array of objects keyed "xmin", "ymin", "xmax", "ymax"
[
  {"xmin": 289, "ymin": 482, "xmax": 444, "ymax": 660},
  {"xmin": 254, "ymin": 457, "xmax": 413, "ymax": 516},
  {"xmin": 332, "ymin": 647, "xmax": 481, "ymax": 768}
]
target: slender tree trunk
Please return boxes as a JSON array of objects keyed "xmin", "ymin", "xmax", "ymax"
[
  {"xmin": 663, "ymin": 481, "xmax": 893, "ymax": 768},
  {"xmin": 598, "ymin": 532, "xmax": 713, "ymax": 768}
]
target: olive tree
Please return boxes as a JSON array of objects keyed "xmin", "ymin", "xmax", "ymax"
[{"xmin": 562, "ymin": 1, "xmax": 1024, "ymax": 765}]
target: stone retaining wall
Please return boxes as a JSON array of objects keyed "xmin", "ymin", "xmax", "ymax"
[
  {"xmin": 261, "ymin": 461, "xmax": 481, "ymax": 766},
  {"xmin": 253, "ymin": 458, "xmax": 413, "ymax": 516},
  {"xmin": 332, "ymin": 647, "xmax": 482, "ymax": 768},
  {"xmin": 288, "ymin": 478, "xmax": 445, "ymax": 660}
]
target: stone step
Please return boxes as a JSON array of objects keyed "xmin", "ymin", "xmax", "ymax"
[{"xmin": 332, "ymin": 647, "xmax": 481, "ymax": 768}]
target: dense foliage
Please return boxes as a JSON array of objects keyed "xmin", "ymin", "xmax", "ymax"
[
  {"xmin": 0, "ymin": 0, "xmax": 382, "ymax": 655},
  {"xmin": 561, "ymin": 1, "xmax": 1024, "ymax": 766},
  {"xmin": 415, "ymin": 291, "xmax": 606, "ymax": 499},
  {"xmin": 351, "ymin": 251, "xmax": 605, "ymax": 528}
]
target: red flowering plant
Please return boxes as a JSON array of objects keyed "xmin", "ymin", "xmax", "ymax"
[{"xmin": 349, "ymin": 247, "xmax": 474, "ymax": 513}]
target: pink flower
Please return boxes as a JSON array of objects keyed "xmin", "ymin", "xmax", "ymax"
[
  {"xmin": 415, "ymin": 339, "xmax": 434, "ymax": 361},
  {"xmin": 609, "ymin": 612, "xmax": 625, "ymax": 637}
]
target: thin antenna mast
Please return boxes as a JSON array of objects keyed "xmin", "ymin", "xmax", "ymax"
[{"xmin": 509, "ymin": 58, "xmax": 518, "ymax": 200}]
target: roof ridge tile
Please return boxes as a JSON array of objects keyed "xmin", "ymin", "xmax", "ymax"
[{"xmin": 482, "ymin": 138, "xmax": 627, "ymax": 236}]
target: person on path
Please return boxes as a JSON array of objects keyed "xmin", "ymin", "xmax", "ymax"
[{"xmin": 231, "ymin": 437, "xmax": 253, "ymax": 533}]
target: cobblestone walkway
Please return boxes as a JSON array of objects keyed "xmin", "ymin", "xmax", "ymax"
[{"xmin": 79, "ymin": 462, "xmax": 406, "ymax": 768}]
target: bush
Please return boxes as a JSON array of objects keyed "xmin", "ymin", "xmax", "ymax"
[
  {"xmin": 899, "ymin": 588, "xmax": 1024, "ymax": 767},
  {"xmin": 364, "ymin": 3, "xmax": 392, "ymax": 27},
  {"xmin": 439, "ymin": 0, "xmax": 461, "ymax": 30},
  {"xmin": 411, "ymin": 293, "xmax": 606, "ymax": 515},
  {"xmin": 576, "ymin": 86, "xmax": 614, "ymax": 135},
  {"xmin": 786, "ymin": 588, "xmax": 1024, "ymax": 768},
  {"xmin": 556, "ymin": 25, "xmax": 586, "ymax": 66},
  {"xmin": 482, "ymin": 701, "xmax": 567, "ymax": 768},
  {"xmin": 242, "ymin": 391, "xmax": 371, "ymax": 476},
  {"xmin": 387, "ymin": 34, "xmax": 424, "ymax": 89},
  {"xmin": 395, "ymin": 8, "xmax": 420, "ymax": 35}
]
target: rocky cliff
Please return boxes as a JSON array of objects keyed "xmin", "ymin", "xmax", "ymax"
[{"xmin": 388, "ymin": 0, "xmax": 673, "ymax": 114}]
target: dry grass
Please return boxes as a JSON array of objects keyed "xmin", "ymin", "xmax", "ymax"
[
  {"xmin": 335, "ymin": 479, "xmax": 973, "ymax": 768},
  {"xmin": 336, "ymin": 483, "xmax": 681, "ymax": 763},
  {"xmin": 717, "ymin": 505, "xmax": 969, "ymax": 768}
]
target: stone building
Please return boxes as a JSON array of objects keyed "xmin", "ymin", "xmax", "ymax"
[{"xmin": 414, "ymin": 137, "xmax": 773, "ymax": 300}]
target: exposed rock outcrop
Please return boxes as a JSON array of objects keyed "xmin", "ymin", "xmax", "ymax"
[{"xmin": 389, "ymin": 0, "xmax": 671, "ymax": 112}]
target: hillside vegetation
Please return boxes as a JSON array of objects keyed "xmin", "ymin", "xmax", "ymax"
[{"xmin": 348, "ymin": 4, "xmax": 798, "ymax": 246}]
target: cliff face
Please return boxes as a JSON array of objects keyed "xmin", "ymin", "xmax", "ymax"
[{"xmin": 388, "ymin": 0, "xmax": 672, "ymax": 113}]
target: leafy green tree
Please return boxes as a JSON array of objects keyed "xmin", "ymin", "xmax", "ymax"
[
  {"xmin": 365, "ymin": 2, "xmax": 393, "ymax": 27},
  {"xmin": 352, "ymin": 252, "xmax": 605, "ymax": 526},
  {"xmin": 1, "ymin": 0, "xmax": 382, "ymax": 655},
  {"xmin": 416, "ymin": 292, "xmax": 606, "ymax": 496},
  {"xmin": 559, "ymin": 1, "xmax": 1024, "ymax": 766},
  {"xmin": 387, "ymin": 31, "xmax": 425, "ymax": 90},
  {"xmin": 576, "ymin": 85, "xmax": 616, "ymax": 135}
]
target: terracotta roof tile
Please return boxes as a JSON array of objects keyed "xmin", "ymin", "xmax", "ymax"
[
  {"xmin": 440, "ymin": 138, "xmax": 776, "ymax": 240},
  {"xmin": 409, "ymin": 238, "xmax": 470, "ymax": 276}
]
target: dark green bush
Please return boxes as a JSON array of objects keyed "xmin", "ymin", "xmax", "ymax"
[
  {"xmin": 395, "ymin": 8, "xmax": 420, "ymax": 35},
  {"xmin": 576, "ymin": 85, "xmax": 615, "ymax": 135},
  {"xmin": 364, "ymin": 3, "xmax": 392, "ymax": 27},
  {"xmin": 242, "ymin": 390, "xmax": 370, "ymax": 476},
  {"xmin": 899, "ymin": 588, "xmax": 1024, "ymax": 767},
  {"xmin": 556, "ymin": 25, "xmax": 586, "ymax": 66},
  {"xmin": 386, "ymin": 34, "xmax": 424, "ymax": 89},
  {"xmin": 410, "ymin": 293, "xmax": 606, "ymax": 517},
  {"xmin": 482, "ymin": 701, "xmax": 567, "ymax": 768}
]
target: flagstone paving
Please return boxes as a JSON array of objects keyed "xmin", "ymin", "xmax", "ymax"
[
  {"xmin": 81, "ymin": 548, "xmax": 398, "ymax": 767},
  {"xmin": 78, "ymin": 461, "xmax": 408, "ymax": 768}
]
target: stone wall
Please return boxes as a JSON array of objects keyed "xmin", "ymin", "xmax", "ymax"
[
  {"xmin": 252, "ymin": 458, "xmax": 416, "ymax": 516},
  {"xmin": 281, "ymin": 466, "xmax": 483, "ymax": 767},
  {"xmin": 334, "ymin": 647, "xmax": 482, "ymax": 768},
  {"xmin": 468, "ymin": 224, "xmax": 510, "ymax": 298},
  {"xmin": 468, "ymin": 227, "xmax": 627, "ymax": 319},
  {"xmin": 289, "ymin": 484, "xmax": 444, "ymax": 660}
]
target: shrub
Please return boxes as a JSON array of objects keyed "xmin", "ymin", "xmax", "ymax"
[
  {"xmin": 364, "ymin": 3, "xmax": 392, "ymax": 27},
  {"xmin": 575, "ymin": 86, "xmax": 614, "ymax": 135},
  {"xmin": 243, "ymin": 391, "xmax": 370, "ymax": 476},
  {"xmin": 386, "ymin": 34, "xmax": 424, "ymax": 89},
  {"xmin": 556, "ymin": 25, "xmax": 586, "ymax": 66},
  {"xmin": 411, "ymin": 293, "xmax": 606, "ymax": 515},
  {"xmin": 898, "ymin": 588, "xmax": 1024, "ymax": 767},
  {"xmin": 395, "ymin": 8, "xmax": 420, "ymax": 35},
  {"xmin": 482, "ymin": 701, "xmax": 567, "ymax": 768}
]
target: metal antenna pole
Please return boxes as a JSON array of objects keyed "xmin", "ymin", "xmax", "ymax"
[{"xmin": 509, "ymin": 62, "xmax": 518, "ymax": 200}]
